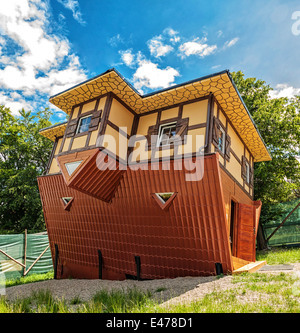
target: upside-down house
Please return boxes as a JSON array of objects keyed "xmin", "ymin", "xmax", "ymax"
[{"xmin": 38, "ymin": 69, "xmax": 271, "ymax": 279}]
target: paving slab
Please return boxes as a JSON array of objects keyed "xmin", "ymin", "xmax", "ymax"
[{"xmin": 258, "ymin": 264, "xmax": 294, "ymax": 271}]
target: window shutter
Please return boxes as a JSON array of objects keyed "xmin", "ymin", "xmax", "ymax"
[
  {"xmin": 225, "ymin": 134, "xmax": 231, "ymax": 161},
  {"xmin": 146, "ymin": 125, "xmax": 159, "ymax": 149},
  {"xmin": 212, "ymin": 116, "xmax": 220, "ymax": 147},
  {"xmin": 241, "ymin": 156, "xmax": 247, "ymax": 181},
  {"xmin": 88, "ymin": 110, "xmax": 102, "ymax": 131},
  {"xmin": 65, "ymin": 119, "xmax": 79, "ymax": 138},
  {"xmin": 175, "ymin": 118, "xmax": 189, "ymax": 139}
]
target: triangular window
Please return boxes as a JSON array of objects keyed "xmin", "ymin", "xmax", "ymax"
[
  {"xmin": 152, "ymin": 192, "xmax": 177, "ymax": 210},
  {"xmin": 65, "ymin": 160, "xmax": 83, "ymax": 176},
  {"xmin": 61, "ymin": 197, "xmax": 74, "ymax": 211},
  {"xmin": 62, "ymin": 197, "xmax": 72, "ymax": 205},
  {"xmin": 156, "ymin": 193, "xmax": 174, "ymax": 204}
]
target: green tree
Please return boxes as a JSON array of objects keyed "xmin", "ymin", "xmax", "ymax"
[
  {"xmin": 0, "ymin": 105, "xmax": 53, "ymax": 233},
  {"xmin": 231, "ymin": 71, "xmax": 300, "ymax": 248}
]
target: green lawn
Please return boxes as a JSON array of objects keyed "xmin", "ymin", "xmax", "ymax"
[
  {"xmin": 256, "ymin": 246, "xmax": 300, "ymax": 264},
  {"xmin": 4, "ymin": 271, "xmax": 54, "ymax": 288}
]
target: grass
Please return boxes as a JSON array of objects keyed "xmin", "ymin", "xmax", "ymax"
[
  {"xmin": 0, "ymin": 288, "xmax": 157, "ymax": 313},
  {"xmin": 160, "ymin": 272, "xmax": 300, "ymax": 313},
  {"xmin": 4, "ymin": 271, "xmax": 54, "ymax": 288},
  {"xmin": 1, "ymin": 271, "xmax": 300, "ymax": 313},
  {"xmin": 256, "ymin": 246, "xmax": 300, "ymax": 264}
]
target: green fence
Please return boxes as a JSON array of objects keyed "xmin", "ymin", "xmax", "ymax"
[
  {"xmin": 263, "ymin": 199, "xmax": 300, "ymax": 247},
  {"xmin": 0, "ymin": 232, "xmax": 53, "ymax": 280}
]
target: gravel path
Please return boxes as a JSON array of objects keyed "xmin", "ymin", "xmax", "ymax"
[{"xmin": 3, "ymin": 263, "xmax": 300, "ymax": 306}]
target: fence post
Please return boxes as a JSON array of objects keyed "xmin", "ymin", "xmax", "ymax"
[
  {"xmin": 54, "ymin": 244, "xmax": 59, "ymax": 279},
  {"xmin": 135, "ymin": 256, "xmax": 141, "ymax": 281},
  {"xmin": 23, "ymin": 229, "xmax": 27, "ymax": 276},
  {"xmin": 98, "ymin": 250, "xmax": 103, "ymax": 279}
]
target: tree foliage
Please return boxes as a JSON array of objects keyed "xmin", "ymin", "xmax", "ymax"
[
  {"xmin": 0, "ymin": 106, "xmax": 53, "ymax": 233},
  {"xmin": 231, "ymin": 71, "xmax": 300, "ymax": 248},
  {"xmin": 231, "ymin": 71, "xmax": 300, "ymax": 204}
]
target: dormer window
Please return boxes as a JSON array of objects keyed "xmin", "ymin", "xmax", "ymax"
[
  {"xmin": 76, "ymin": 115, "xmax": 92, "ymax": 134},
  {"xmin": 157, "ymin": 122, "xmax": 177, "ymax": 147}
]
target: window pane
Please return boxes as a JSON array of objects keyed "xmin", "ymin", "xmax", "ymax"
[
  {"xmin": 246, "ymin": 163, "xmax": 250, "ymax": 183},
  {"xmin": 218, "ymin": 128, "xmax": 225, "ymax": 153},
  {"xmin": 65, "ymin": 160, "xmax": 83, "ymax": 176},
  {"xmin": 158, "ymin": 123, "xmax": 177, "ymax": 146},
  {"xmin": 78, "ymin": 116, "xmax": 92, "ymax": 133}
]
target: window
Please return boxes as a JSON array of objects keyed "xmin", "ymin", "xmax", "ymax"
[
  {"xmin": 76, "ymin": 115, "xmax": 92, "ymax": 134},
  {"xmin": 65, "ymin": 160, "xmax": 83, "ymax": 176},
  {"xmin": 218, "ymin": 126, "xmax": 226, "ymax": 154},
  {"xmin": 155, "ymin": 192, "xmax": 174, "ymax": 204},
  {"xmin": 157, "ymin": 122, "xmax": 177, "ymax": 147},
  {"xmin": 61, "ymin": 197, "xmax": 74, "ymax": 211},
  {"xmin": 245, "ymin": 161, "xmax": 250, "ymax": 184},
  {"xmin": 62, "ymin": 197, "xmax": 73, "ymax": 205},
  {"xmin": 151, "ymin": 192, "xmax": 177, "ymax": 210}
]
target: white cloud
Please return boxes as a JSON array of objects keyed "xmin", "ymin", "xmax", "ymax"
[
  {"xmin": 0, "ymin": 0, "xmax": 87, "ymax": 115},
  {"xmin": 163, "ymin": 28, "xmax": 178, "ymax": 36},
  {"xmin": 163, "ymin": 28, "xmax": 181, "ymax": 43},
  {"xmin": 178, "ymin": 37, "xmax": 217, "ymax": 58},
  {"xmin": 147, "ymin": 36, "xmax": 173, "ymax": 58},
  {"xmin": 224, "ymin": 37, "xmax": 239, "ymax": 49},
  {"xmin": 269, "ymin": 83, "xmax": 300, "ymax": 99},
  {"xmin": 133, "ymin": 58, "xmax": 180, "ymax": 91},
  {"xmin": 119, "ymin": 49, "xmax": 135, "ymax": 67},
  {"xmin": 56, "ymin": 0, "xmax": 86, "ymax": 25},
  {"xmin": 0, "ymin": 91, "xmax": 32, "ymax": 115}
]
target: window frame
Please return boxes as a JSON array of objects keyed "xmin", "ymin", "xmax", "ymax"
[
  {"xmin": 76, "ymin": 114, "xmax": 92, "ymax": 135},
  {"xmin": 156, "ymin": 122, "xmax": 178, "ymax": 148},
  {"xmin": 218, "ymin": 126, "xmax": 226, "ymax": 155},
  {"xmin": 155, "ymin": 192, "xmax": 174, "ymax": 204},
  {"xmin": 65, "ymin": 160, "xmax": 83, "ymax": 176},
  {"xmin": 62, "ymin": 197, "xmax": 73, "ymax": 205},
  {"xmin": 245, "ymin": 160, "xmax": 250, "ymax": 184}
]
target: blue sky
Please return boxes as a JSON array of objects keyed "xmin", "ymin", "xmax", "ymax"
[{"xmin": 0, "ymin": 0, "xmax": 300, "ymax": 123}]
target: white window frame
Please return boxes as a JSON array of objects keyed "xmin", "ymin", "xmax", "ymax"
[
  {"xmin": 76, "ymin": 115, "xmax": 92, "ymax": 134},
  {"xmin": 65, "ymin": 160, "xmax": 83, "ymax": 176},
  {"xmin": 218, "ymin": 126, "xmax": 226, "ymax": 154},
  {"xmin": 155, "ymin": 192, "xmax": 174, "ymax": 204},
  {"xmin": 62, "ymin": 197, "xmax": 73, "ymax": 205},
  {"xmin": 156, "ymin": 122, "xmax": 177, "ymax": 147}
]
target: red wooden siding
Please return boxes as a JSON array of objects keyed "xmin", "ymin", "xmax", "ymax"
[
  {"xmin": 236, "ymin": 203, "xmax": 256, "ymax": 262},
  {"xmin": 57, "ymin": 149, "xmax": 125, "ymax": 202},
  {"xmin": 38, "ymin": 153, "xmax": 234, "ymax": 280}
]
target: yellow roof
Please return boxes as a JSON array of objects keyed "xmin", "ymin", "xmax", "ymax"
[
  {"xmin": 39, "ymin": 122, "xmax": 67, "ymax": 142},
  {"xmin": 46, "ymin": 69, "xmax": 271, "ymax": 162}
]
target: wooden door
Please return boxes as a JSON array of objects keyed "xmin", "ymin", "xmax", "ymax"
[{"xmin": 236, "ymin": 203, "xmax": 256, "ymax": 262}]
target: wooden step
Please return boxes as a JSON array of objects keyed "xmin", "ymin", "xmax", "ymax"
[
  {"xmin": 232, "ymin": 260, "xmax": 267, "ymax": 274},
  {"xmin": 232, "ymin": 256, "xmax": 251, "ymax": 270}
]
